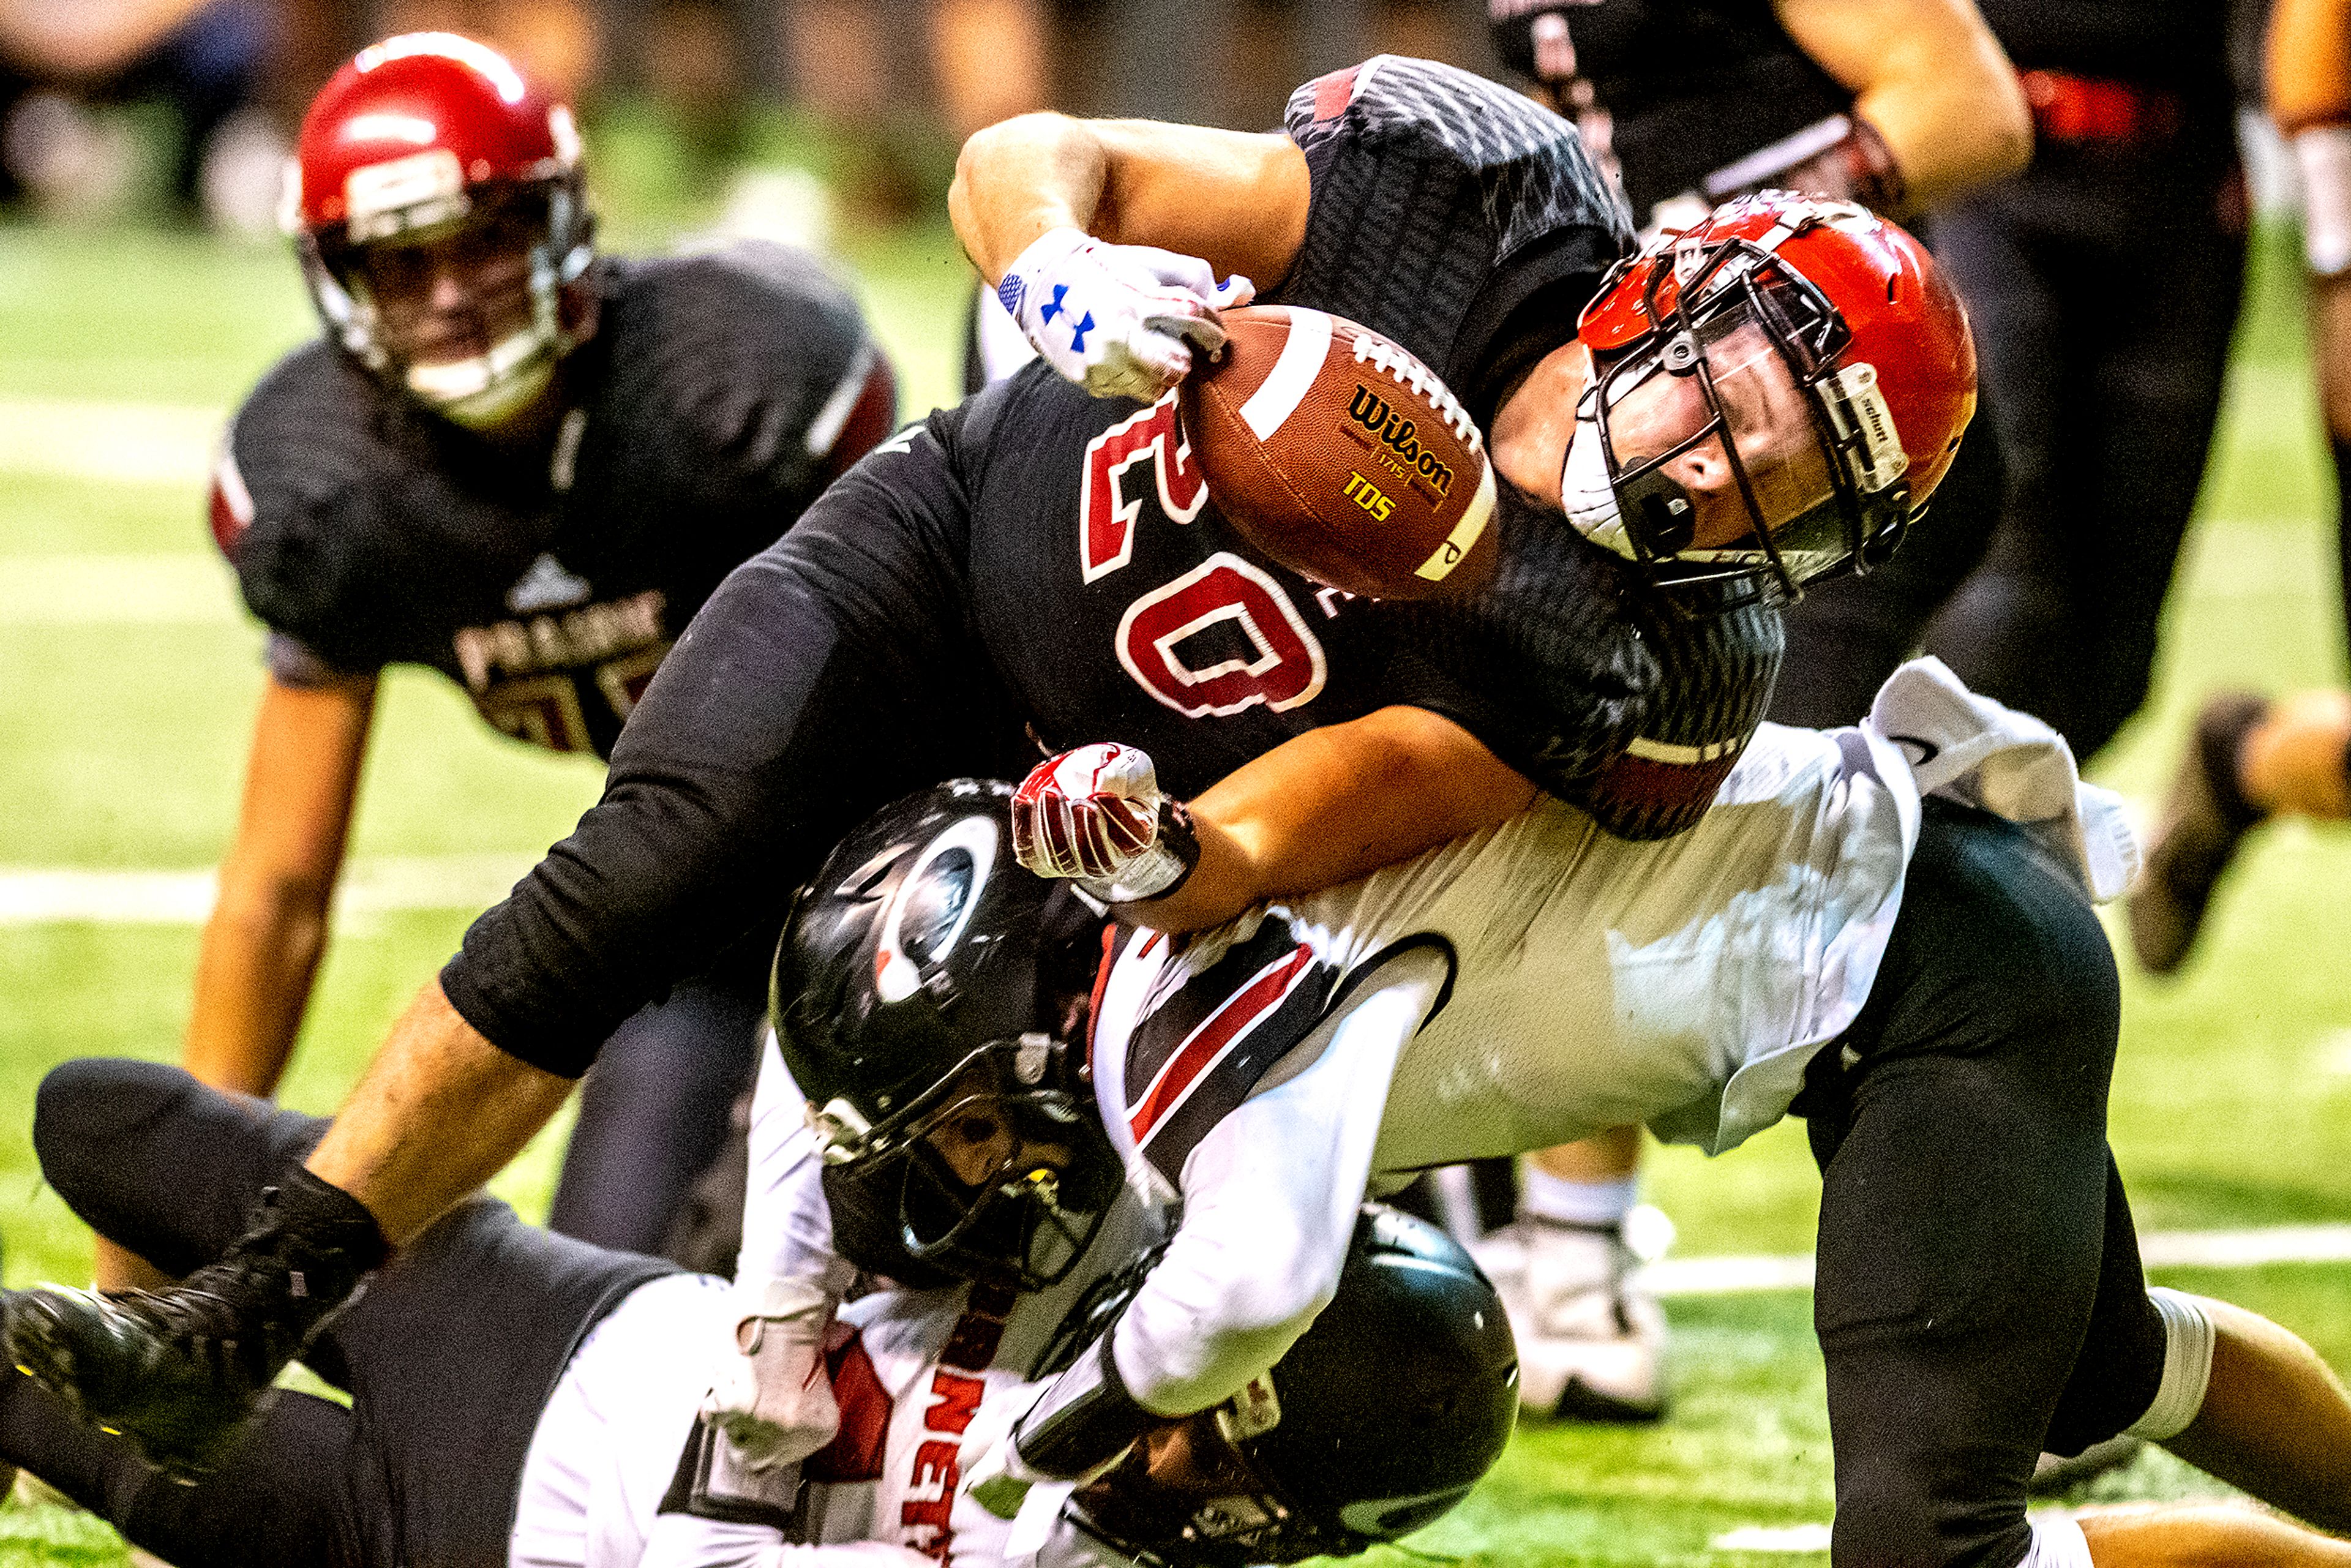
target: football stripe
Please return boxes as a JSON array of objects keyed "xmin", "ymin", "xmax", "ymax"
[
  {"xmin": 1414, "ymin": 460, "xmax": 1496, "ymax": 583},
  {"xmin": 1239, "ymin": 308, "xmax": 1335, "ymax": 441}
]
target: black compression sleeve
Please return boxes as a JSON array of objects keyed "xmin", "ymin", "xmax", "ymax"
[{"xmin": 441, "ymin": 413, "xmax": 1025, "ymax": 1076}]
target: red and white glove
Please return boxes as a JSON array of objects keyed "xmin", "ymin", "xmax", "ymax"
[
  {"xmin": 997, "ymin": 227, "xmax": 1254, "ymax": 402},
  {"xmin": 1012, "ymin": 744, "xmax": 1199, "ymax": 904}
]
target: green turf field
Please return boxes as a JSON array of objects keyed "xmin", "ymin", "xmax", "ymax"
[{"xmin": 3, "ymin": 189, "xmax": 2350, "ymax": 1566}]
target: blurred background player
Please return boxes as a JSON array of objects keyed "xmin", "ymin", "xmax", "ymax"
[
  {"xmin": 2130, "ymin": 0, "xmax": 2351, "ymax": 975},
  {"xmin": 111, "ymin": 30, "xmax": 896, "ymax": 1291},
  {"xmin": 1922, "ymin": 0, "xmax": 2250, "ymax": 762},
  {"xmin": 1433, "ymin": 0, "xmax": 2029, "ymax": 1426},
  {"xmin": 0, "ymin": 0, "xmax": 278, "ymax": 227}
]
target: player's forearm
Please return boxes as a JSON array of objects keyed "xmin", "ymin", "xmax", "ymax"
[
  {"xmin": 951, "ymin": 113, "xmax": 1111, "ymax": 283},
  {"xmin": 1122, "ymin": 708, "xmax": 1538, "ymax": 934},
  {"xmin": 1853, "ymin": 58, "xmax": 2030, "ymax": 210},
  {"xmin": 181, "ymin": 876, "xmax": 337, "ymax": 1098},
  {"xmin": 302, "ymin": 980, "xmax": 574, "ymax": 1246},
  {"xmin": 1774, "ymin": 0, "xmax": 2031, "ymax": 212}
]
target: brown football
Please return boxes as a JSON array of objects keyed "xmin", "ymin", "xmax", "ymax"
[{"xmin": 1179, "ymin": 305, "xmax": 1498, "ymax": 601}]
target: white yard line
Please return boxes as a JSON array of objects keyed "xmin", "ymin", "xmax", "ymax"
[
  {"xmin": 0, "ymin": 854, "xmax": 538, "ymax": 925},
  {"xmin": 0, "ymin": 399, "xmax": 223, "ymax": 485}
]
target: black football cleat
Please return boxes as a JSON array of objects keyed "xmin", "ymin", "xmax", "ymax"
[
  {"xmin": 4, "ymin": 1281, "xmax": 279, "ymax": 1479},
  {"xmin": 2, "ymin": 1171, "xmax": 386, "ymax": 1480},
  {"xmin": 2128, "ymin": 693, "xmax": 2268, "ymax": 975}
]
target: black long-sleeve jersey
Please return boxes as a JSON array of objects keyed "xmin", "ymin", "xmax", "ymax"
[
  {"xmin": 211, "ymin": 241, "xmax": 894, "ymax": 759},
  {"xmin": 443, "ymin": 58, "xmax": 1779, "ymax": 1078}
]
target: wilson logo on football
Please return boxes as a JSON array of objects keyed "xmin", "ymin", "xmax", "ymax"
[{"xmin": 1344, "ymin": 385, "xmax": 1455, "ymax": 497}]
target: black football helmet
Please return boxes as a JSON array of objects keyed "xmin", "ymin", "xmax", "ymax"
[
  {"xmin": 772, "ymin": 779, "xmax": 1119, "ymax": 1291},
  {"xmin": 1049, "ymin": 1204, "xmax": 1520, "ymax": 1567}
]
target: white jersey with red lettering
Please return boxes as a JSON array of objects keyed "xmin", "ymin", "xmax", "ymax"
[{"xmin": 509, "ymin": 1215, "xmax": 1155, "ymax": 1568}]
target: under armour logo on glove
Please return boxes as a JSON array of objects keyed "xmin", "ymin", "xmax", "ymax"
[
  {"xmin": 1012, "ymin": 743, "xmax": 1202, "ymax": 904},
  {"xmin": 999, "ymin": 227, "xmax": 1254, "ymax": 401}
]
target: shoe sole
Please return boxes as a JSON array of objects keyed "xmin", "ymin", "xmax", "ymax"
[{"xmin": 3, "ymin": 1296, "xmax": 235, "ymax": 1482}]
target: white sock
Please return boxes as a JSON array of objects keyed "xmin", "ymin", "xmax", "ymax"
[
  {"xmin": 2020, "ymin": 1512, "xmax": 2092, "ymax": 1568},
  {"xmin": 2124, "ymin": 1288, "xmax": 2216, "ymax": 1441},
  {"xmin": 1521, "ymin": 1168, "xmax": 1638, "ymax": 1229}
]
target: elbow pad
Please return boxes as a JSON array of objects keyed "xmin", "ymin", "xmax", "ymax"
[
  {"xmin": 1014, "ymin": 1326, "xmax": 1157, "ymax": 1481},
  {"xmin": 1701, "ymin": 113, "xmax": 1911, "ymax": 220}
]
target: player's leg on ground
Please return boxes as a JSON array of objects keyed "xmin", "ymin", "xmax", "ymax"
[
  {"xmin": 1483, "ymin": 1128, "xmax": 1669, "ymax": 1423},
  {"xmin": 29, "ymin": 1057, "xmax": 328, "ymax": 1280},
  {"xmin": 315, "ymin": 1183, "xmax": 674, "ymax": 1559},
  {"xmin": 1802, "ymin": 803, "xmax": 2123, "ymax": 1566},
  {"xmin": 2131, "ymin": 690, "xmax": 2351, "ymax": 972},
  {"xmin": 0, "ymin": 1365, "xmax": 363, "ymax": 1568},
  {"xmin": 546, "ymin": 957, "xmax": 767, "ymax": 1256}
]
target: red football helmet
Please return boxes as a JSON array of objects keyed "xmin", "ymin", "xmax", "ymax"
[
  {"xmin": 287, "ymin": 32, "xmax": 595, "ymax": 429},
  {"xmin": 1563, "ymin": 192, "xmax": 1976, "ymax": 599}
]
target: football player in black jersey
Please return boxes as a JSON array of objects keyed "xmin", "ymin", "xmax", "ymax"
[
  {"xmin": 108, "ymin": 34, "xmax": 896, "ymax": 1291},
  {"xmin": 1, "ymin": 61, "xmax": 1930, "ymax": 1480},
  {"xmin": 1471, "ymin": 0, "xmax": 2033, "ymax": 1424}
]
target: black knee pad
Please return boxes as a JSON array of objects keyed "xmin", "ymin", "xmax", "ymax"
[{"xmin": 32, "ymin": 1059, "xmax": 197, "ymax": 1217}]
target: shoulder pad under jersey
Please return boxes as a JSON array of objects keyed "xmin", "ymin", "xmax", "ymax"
[
  {"xmin": 1286, "ymin": 56, "xmax": 1630, "ymax": 264},
  {"xmin": 216, "ymin": 342, "xmax": 421, "ymax": 671},
  {"xmin": 593, "ymin": 244, "xmax": 888, "ymax": 502}
]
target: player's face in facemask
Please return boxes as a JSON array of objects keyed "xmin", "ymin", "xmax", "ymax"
[
  {"xmin": 359, "ymin": 208, "xmax": 540, "ymax": 369},
  {"xmin": 1562, "ymin": 317, "xmax": 1840, "ymax": 579},
  {"xmin": 1597, "ymin": 318, "xmax": 1834, "ymax": 547}
]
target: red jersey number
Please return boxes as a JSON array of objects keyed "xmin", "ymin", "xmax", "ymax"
[
  {"xmin": 1116, "ymin": 554, "xmax": 1329, "ymax": 718},
  {"xmin": 1081, "ymin": 393, "xmax": 1207, "ymax": 583}
]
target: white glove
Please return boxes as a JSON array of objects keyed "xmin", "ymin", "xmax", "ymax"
[
  {"xmin": 997, "ymin": 227, "xmax": 1254, "ymax": 401},
  {"xmin": 700, "ymin": 1274, "xmax": 842, "ymax": 1471},
  {"xmin": 1013, "ymin": 744, "xmax": 1161, "ymax": 881}
]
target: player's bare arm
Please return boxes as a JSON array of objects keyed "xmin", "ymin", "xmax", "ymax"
[
  {"xmin": 1140, "ymin": 707, "xmax": 1540, "ymax": 933},
  {"xmin": 302, "ymin": 980, "xmax": 573, "ymax": 1247},
  {"xmin": 950, "ymin": 114, "xmax": 1309, "ymax": 290},
  {"xmin": 1774, "ymin": 0, "xmax": 2031, "ymax": 212},
  {"xmin": 182, "ymin": 673, "xmax": 377, "ymax": 1100}
]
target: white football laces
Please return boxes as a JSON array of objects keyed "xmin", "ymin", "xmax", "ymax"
[{"xmin": 1349, "ymin": 333, "xmax": 1483, "ymax": 453}]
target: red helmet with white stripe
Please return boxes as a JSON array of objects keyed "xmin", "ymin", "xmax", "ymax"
[
  {"xmin": 287, "ymin": 33, "xmax": 595, "ymax": 429},
  {"xmin": 1563, "ymin": 192, "xmax": 1976, "ymax": 598}
]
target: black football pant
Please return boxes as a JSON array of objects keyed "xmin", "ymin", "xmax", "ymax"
[
  {"xmin": 10, "ymin": 1059, "xmax": 669, "ymax": 1568},
  {"xmin": 548, "ymin": 940, "xmax": 766, "ymax": 1262},
  {"xmin": 1919, "ymin": 125, "xmax": 2247, "ymax": 763},
  {"xmin": 1797, "ymin": 801, "xmax": 2167, "ymax": 1567}
]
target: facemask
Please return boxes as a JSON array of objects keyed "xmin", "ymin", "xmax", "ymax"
[{"xmin": 819, "ymin": 1160, "xmax": 966, "ymax": 1290}]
